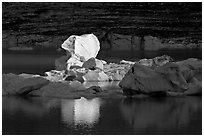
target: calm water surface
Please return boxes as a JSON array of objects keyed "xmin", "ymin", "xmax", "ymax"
[
  {"xmin": 2, "ymin": 52, "xmax": 202, "ymax": 135},
  {"xmin": 2, "ymin": 96, "xmax": 202, "ymax": 135}
]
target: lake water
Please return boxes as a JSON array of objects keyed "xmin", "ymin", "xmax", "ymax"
[
  {"xmin": 2, "ymin": 96, "xmax": 202, "ymax": 135},
  {"xmin": 2, "ymin": 51, "xmax": 202, "ymax": 135}
]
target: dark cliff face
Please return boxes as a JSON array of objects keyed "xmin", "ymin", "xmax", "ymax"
[{"xmin": 2, "ymin": 2, "xmax": 202, "ymax": 49}]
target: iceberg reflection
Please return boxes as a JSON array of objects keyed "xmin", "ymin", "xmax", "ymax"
[{"xmin": 61, "ymin": 97, "xmax": 101, "ymax": 127}]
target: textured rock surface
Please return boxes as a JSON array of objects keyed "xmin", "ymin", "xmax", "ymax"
[
  {"xmin": 119, "ymin": 63, "xmax": 174, "ymax": 95},
  {"xmin": 29, "ymin": 82, "xmax": 125, "ymax": 99},
  {"xmin": 154, "ymin": 63, "xmax": 189, "ymax": 92},
  {"xmin": 176, "ymin": 58, "xmax": 202, "ymax": 81},
  {"xmin": 3, "ymin": 74, "xmax": 49, "ymax": 95},
  {"xmin": 14, "ymin": 77, "xmax": 50, "ymax": 95},
  {"xmin": 29, "ymin": 82, "xmax": 79, "ymax": 98},
  {"xmin": 119, "ymin": 58, "xmax": 202, "ymax": 96},
  {"xmin": 2, "ymin": 73, "xmax": 26, "ymax": 95}
]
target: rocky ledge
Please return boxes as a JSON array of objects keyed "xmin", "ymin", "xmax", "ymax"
[{"xmin": 2, "ymin": 56, "xmax": 202, "ymax": 99}]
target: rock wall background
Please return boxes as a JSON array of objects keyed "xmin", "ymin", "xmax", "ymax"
[{"xmin": 2, "ymin": 2, "xmax": 202, "ymax": 51}]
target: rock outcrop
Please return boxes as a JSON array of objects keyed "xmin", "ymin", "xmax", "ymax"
[{"xmin": 119, "ymin": 58, "xmax": 202, "ymax": 96}]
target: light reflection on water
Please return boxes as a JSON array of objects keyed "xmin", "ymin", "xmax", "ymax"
[
  {"xmin": 2, "ymin": 96, "xmax": 202, "ymax": 135},
  {"xmin": 61, "ymin": 97, "xmax": 101, "ymax": 127}
]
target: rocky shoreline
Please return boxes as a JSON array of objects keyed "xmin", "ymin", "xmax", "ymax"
[{"xmin": 3, "ymin": 56, "xmax": 202, "ymax": 99}]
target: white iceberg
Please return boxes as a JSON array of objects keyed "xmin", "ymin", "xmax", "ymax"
[{"xmin": 61, "ymin": 33, "xmax": 100, "ymax": 69}]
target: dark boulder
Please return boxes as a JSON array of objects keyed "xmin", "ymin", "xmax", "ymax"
[
  {"xmin": 119, "ymin": 58, "xmax": 202, "ymax": 96},
  {"xmin": 119, "ymin": 61, "xmax": 198, "ymax": 96},
  {"xmin": 119, "ymin": 63, "xmax": 174, "ymax": 94},
  {"xmin": 82, "ymin": 58, "xmax": 104, "ymax": 70}
]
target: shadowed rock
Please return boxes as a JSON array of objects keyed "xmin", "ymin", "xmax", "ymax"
[
  {"xmin": 82, "ymin": 58, "xmax": 104, "ymax": 70},
  {"xmin": 3, "ymin": 74, "xmax": 49, "ymax": 95},
  {"xmin": 2, "ymin": 73, "xmax": 26, "ymax": 95},
  {"xmin": 119, "ymin": 63, "xmax": 174, "ymax": 94},
  {"xmin": 119, "ymin": 58, "xmax": 202, "ymax": 96},
  {"xmin": 176, "ymin": 58, "xmax": 202, "ymax": 81},
  {"xmin": 29, "ymin": 82, "xmax": 80, "ymax": 98}
]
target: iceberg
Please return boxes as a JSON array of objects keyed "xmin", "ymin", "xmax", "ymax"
[{"xmin": 61, "ymin": 33, "xmax": 100, "ymax": 69}]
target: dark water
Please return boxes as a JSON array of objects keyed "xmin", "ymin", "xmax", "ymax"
[
  {"xmin": 2, "ymin": 96, "xmax": 202, "ymax": 135},
  {"xmin": 2, "ymin": 52, "xmax": 202, "ymax": 135}
]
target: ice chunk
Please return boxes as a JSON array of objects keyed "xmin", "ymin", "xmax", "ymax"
[{"xmin": 61, "ymin": 34, "xmax": 100, "ymax": 69}]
